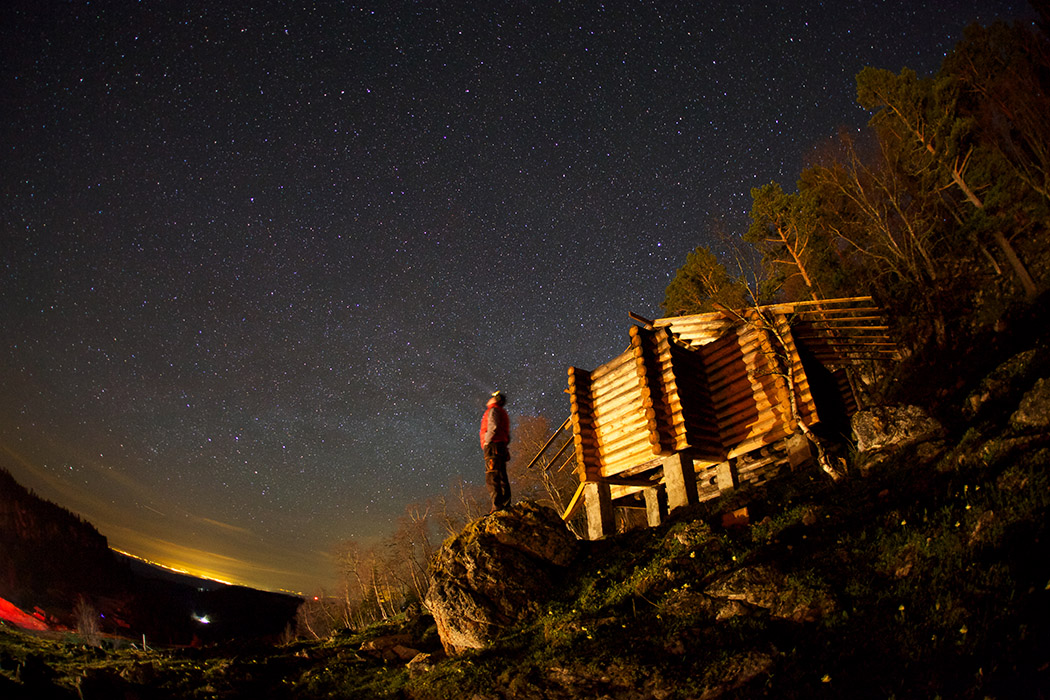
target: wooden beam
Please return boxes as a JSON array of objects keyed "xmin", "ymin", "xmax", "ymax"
[
  {"xmin": 560, "ymin": 481, "xmax": 587, "ymax": 522},
  {"xmin": 629, "ymin": 311, "xmax": 656, "ymax": 329},
  {"xmin": 584, "ymin": 482, "xmax": 615, "ymax": 540}
]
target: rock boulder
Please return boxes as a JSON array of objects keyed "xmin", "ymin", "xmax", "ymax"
[
  {"xmin": 852, "ymin": 405, "xmax": 945, "ymax": 453},
  {"xmin": 424, "ymin": 500, "xmax": 578, "ymax": 654},
  {"xmin": 1010, "ymin": 377, "xmax": 1050, "ymax": 430}
]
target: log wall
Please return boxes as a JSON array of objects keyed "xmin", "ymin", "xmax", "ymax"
[{"xmin": 566, "ymin": 297, "xmax": 892, "ymax": 537}]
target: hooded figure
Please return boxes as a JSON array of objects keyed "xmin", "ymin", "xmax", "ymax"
[{"xmin": 479, "ymin": 390, "xmax": 511, "ymax": 511}]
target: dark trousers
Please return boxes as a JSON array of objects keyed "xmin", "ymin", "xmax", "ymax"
[{"xmin": 484, "ymin": 443, "xmax": 511, "ymax": 510}]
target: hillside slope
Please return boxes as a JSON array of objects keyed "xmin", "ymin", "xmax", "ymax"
[{"xmin": 0, "ymin": 465, "xmax": 301, "ymax": 646}]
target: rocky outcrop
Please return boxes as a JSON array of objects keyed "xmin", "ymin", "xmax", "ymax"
[
  {"xmin": 359, "ymin": 633, "xmax": 422, "ymax": 663},
  {"xmin": 704, "ymin": 563, "xmax": 837, "ymax": 623},
  {"xmin": 1010, "ymin": 377, "xmax": 1050, "ymax": 430},
  {"xmin": 851, "ymin": 405, "xmax": 945, "ymax": 473},
  {"xmin": 852, "ymin": 405, "xmax": 944, "ymax": 453},
  {"xmin": 424, "ymin": 500, "xmax": 579, "ymax": 654}
]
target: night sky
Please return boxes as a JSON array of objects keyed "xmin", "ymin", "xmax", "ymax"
[{"xmin": 1, "ymin": 1, "xmax": 1035, "ymax": 594}]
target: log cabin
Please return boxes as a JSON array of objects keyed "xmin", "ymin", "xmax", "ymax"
[{"xmin": 562, "ymin": 296, "xmax": 896, "ymax": 539}]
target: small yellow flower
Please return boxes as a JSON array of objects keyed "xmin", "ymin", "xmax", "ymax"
[{"xmin": 821, "ymin": 674, "xmax": 831, "ymax": 683}]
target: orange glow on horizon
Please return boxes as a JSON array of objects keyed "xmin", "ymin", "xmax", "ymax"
[{"xmin": 112, "ymin": 548, "xmax": 237, "ymax": 587}]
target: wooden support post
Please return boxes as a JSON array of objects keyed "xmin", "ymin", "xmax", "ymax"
[
  {"xmin": 663, "ymin": 452, "xmax": 697, "ymax": 512},
  {"xmin": 584, "ymin": 482, "xmax": 614, "ymax": 540},
  {"xmin": 643, "ymin": 485, "xmax": 667, "ymax": 527},
  {"xmin": 716, "ymin": 460, "xmax": 737, "ymax": 493}
]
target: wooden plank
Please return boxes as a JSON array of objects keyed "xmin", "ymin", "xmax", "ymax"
[
  {"xmin": 560, "ymin": 481, "xmax": 588, "ymax": 522},
  {"xmin": 764, "ymin": 295, "xmax": 875, "ymax": 311},
  {"xmin": 797, "ymin": 314, "xmax": 884, "ymax": 323},
  {"xmin": 793, "ymin": 325, "xmax": 889, "ymax": 332},
  {"xmin": 598, "ymin": 475, "xmax": 661, "ymax": 488}
]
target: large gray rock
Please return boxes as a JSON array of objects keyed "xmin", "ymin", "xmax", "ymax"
[
  {"xmin": 851, "ymin": 405, "xmax": 944, "ymax": 453},
  {"xmin": 424, "ymin": 500, "xmax": 578, "ymax": 654}
]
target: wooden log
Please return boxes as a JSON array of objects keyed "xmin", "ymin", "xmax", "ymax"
[
  {"xmin": 595, "ymin": 416, "xmax": 650, "ymax": 442},
  {"xmin": 592, "ymin": 366, "xmax": 644, "ymax": 397},
  {"xmin": 702, "ymin": 336, "xmax": 761, "ymax": 368},
  {"xmin": 660, "ymin": 324, "xmax": 735, "ymax": 343},
  {"xmin": 600, "ymin": 444, "xmax": 661, "ymax": 476},
  {"xmin": 573, "ymin": 433, "xmax": 600, "ymax": 451},
  {"xmin": 591, "ymin": 394, "xmax": 644, "ymax": 426},
  {"xmin": 592, "ymin": 353, "xmax": 640, "ymax": 385},
  {"xmin": 681, "ymin": 404, "xmax": 720, "ymax": 430},
  {"xmin": 598, "ymin": 429, "xmax": 654, "ymax": 460},
  {"xmin": 653, "ymin": 309, "xmax": 725, "ymax": 327},
  {"xmin": 718, "ymin": 406, "xmax": 791, "ymax": 437},
  {"xmin": 704, "ymin": 350, "xmax": 770, "ymax": 384},
  {"xmin": 597, "ymin": 474, "xmax": 661, "ymax": 488},
  {"xmin": 594, "ymin": 420, "xmax": 649, "ymax": 450},
  {"xmin": 716, "ymin": 382, "xmax": 789, "ymax": 419},
  {"xmin": 726, "ymin": 428, "xmax": 796, "ymax": 459},
  {"xmin": 567, "ymin": 367, "xmax": 597, "ymax": 481},
  {"xmin": 719, "ymin": 407, "xmax": 793, "ymax": 442},
  {"xmin": 593, "ymin": 408, "xmax": 647, "ymax": 438},
  {"xmin": 571, "ymin": 416, "xmax": 598, "ymax": 434},
  {"xmin": 594, "ymin": 393, "xmax": 645, "ymax": 418},
  {"xmin": 584, "ymin": 482, "xmax": 614, "ymax": 540},
  {"xmin": 591, "ymin": 385, "xmax": 645, "ymax": 417},
  {"xmin": 609, "ymin": 484, "xmax": 651, "ymax": 500},
  {"xmin": 590, "ymin": 355, "xmax": 637, "ymax": 386}
]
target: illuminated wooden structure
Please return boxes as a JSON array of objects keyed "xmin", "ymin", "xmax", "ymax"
[{"xmin": 563, "ymin": 297, "xmax": 895, "ymax": 539}]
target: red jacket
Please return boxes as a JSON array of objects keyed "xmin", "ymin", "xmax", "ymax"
[{"xmin": 479, "ymin": 398, "xmax": 510, "ymax": 448}]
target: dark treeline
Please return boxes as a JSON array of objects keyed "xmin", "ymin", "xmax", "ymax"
[{"xmin": 664, "ymin": 20, "xmax": 1050, "ymax": 355}]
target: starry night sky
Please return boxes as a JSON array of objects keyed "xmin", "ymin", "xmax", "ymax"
[{"xmin": 1, "ymin": 1, "xmax": 1035, "ymax": 593}]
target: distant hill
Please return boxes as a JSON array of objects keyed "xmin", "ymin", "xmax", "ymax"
[
  {"xmin": 0, "ymin": 464, "xmax": 300, "ymax": 644},
  {"xmin": 116, "ymin": 552, "xmax": 226, "ymax": 592}
]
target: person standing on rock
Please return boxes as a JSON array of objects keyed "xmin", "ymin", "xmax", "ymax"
[{"xmin": 479, "ymin": 390, "xmax": 512, "ymax": 512}]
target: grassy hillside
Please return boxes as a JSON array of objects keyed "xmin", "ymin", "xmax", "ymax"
[{"xmin": 2, "ymin": 322, "xmax": 1049, "ymax": 699}]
